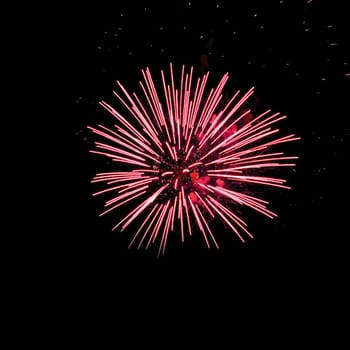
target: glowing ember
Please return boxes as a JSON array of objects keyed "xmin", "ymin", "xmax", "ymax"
[{"xmin": 89, "ymin": 64, "xmax": 299, "ymax": 256}]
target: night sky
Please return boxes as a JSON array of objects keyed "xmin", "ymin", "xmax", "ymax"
[{"xmin": 52, "ymin": 0, "xmax": 349, "ymax": 333}]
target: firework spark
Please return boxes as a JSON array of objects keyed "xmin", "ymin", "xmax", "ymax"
[{"xmin": 89, "ymin": 64, "xmax": 299, "ymax": 256}]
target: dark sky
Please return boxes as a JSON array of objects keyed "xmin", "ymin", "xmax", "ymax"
[{"xmin": 41, "ymin": 0, "xmax": 349, "ymax": 337}]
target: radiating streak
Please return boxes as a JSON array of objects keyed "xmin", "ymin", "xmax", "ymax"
[
  {"xmin": 129, "ymin": 204, "xmax": 160, "ymax": 248},
  {"xmin": 196, "ymin": 76, "xmax": 227, "ymax": 133},
  {"xmin": 165, "ymin": 142, "xmax": 177, "ymax": 161},
  {"xmin": 161, "ymin": 171, "xmax": 174, "ymax": 177},
  {"xmin": 119, "ymin": 178, "xmax": 157, "ymax": 193},
  {"xmin": 196, "ymin": 204, "xmax": 219, "ymax": 249},
  {"xmin": 208, "ymin": 195, "xmax": 254, "ymax": 241},
  {"xmin": 200, "ymin": 89, "xmax": 240, "ymax": 138},
  {"xmin": 94, "ymin": 142, "xmax": 146, "ymax": 162},
  {"xmin": 197, "ymin": 182, "xmax": 215, "ymax": 193},
  {"xmin": 195, "ymin": 74, "xmax": 228, "ymax": 133},
  {"xmin": 194, "ymin": 191, "xmax": 215, "ymax": 217},
  {"xmin": 172, "ymin": 146, "xmax": 178, "ymax": 161},
  {"xmin": 132, "ymin": 169, "xmax": 160, "ymax": 174},
  {"xmin": 166, "ymin": 86, "xmax": 176, "ymax": 145},
  {"xmin": 112, "ymin": 84, "xmax": 162, "ymax": 148},
  {"xmin": 105, "ymin": 176, "xmax": 152, "ymax": 185},
  {"xmin": 171, "ymin": 197, "xmax": 177, "ymax": 232},
  {"xmin": 135, "ymin": 204, "xmax": 163, "ymax": 250},
  {"xmin": 178, "ymin": 194, "xmax": 184, "ymax": 242},
  {"xmin": 93, "ymin": 177, "xmax": 155, "ymax": 197},
  {"xmin": 113, "ymin": 184, "xmax": 168, "ymax": 232},
  {"xmin": 90, "ymin": 150, "xmax": 150, "ymax": 167},
  {"xmin": 183, "ymin": 77, "xmax": 201, "ymax": 147},
  {"xmin": 199, "ymin": 87, "xmax": 254, "ymax": 148},
  {"xmin": 181, "ymin": 186, "xmax": 192, "ymax": 236},
  {"xmin": 129, "ymin": 100, "xmax": 163, "ymax": 151},
  {"xmin": 100, "ymin": 101, "xmax": 151, "ymax": 147},
  {"xmin": 198, "ymin": 120, "xmax": 277, "ymax": 163},
  {"xmin": 208, "ymin": 158, "xmax": 297, "ymax": 170},
  {"xmin": 222, "ymin": 133, "xmax": 299, "ymax": 156},
  {"xmin": 89, "ymin": 125, "xmax": 160, "ymax": 163},
  {"xmin": 170, "ymin": 64, "xmax": 178, "ymax": 146},
  {"xmin": 188, "ymin": 161, "xmax": 203, "ymax": 169},
  {"xmin": 100, "ymin": 190, "xmax": 147, "ymax": 217},
  {"xmin": 105, "ymin": 185, "xmax": 149, "ymax": 207},
  {"xmin": 206, "ymin": 196, "xmax": 246, "ymax": 242},
  {"xmin": 226, "ymin": 123, "xmax": 281, "ymax": 154},
  {"xmin": 158, "ymin": 201, "xmax": 173, "ymax": 256},
  {"xmin": 210, "ymin": 109, "xmax": 251, "ymax": 145},
  {"xmin": 184, "ymin": 145, "xmax": 194, "ymax": 161},
  {"xmin": 88, "ymin": 125, "xmax": 140, "ymax": 152},
  {"xmin": 215, "ymin": 109, "xmax": 273, "ymax": 150},
  {"xmin": 130, "ymin": 93, "xmax": 160, "ymax": 138},
  {"xmin": 176, "ymin": 100, "xmax": 181, "ymax": 151},
  {"xmin": 188, "ymin": 196, "xmax": 210, "ymax": 248},
  {"xmin": 208, "ymin": 174, "xmax": 290, "ymax": 189},
  {"xmin": 146, "ymin": 200, "xmax": 169, "ymax": 253},
  {"xmin": 209, "ymin": 153, "xmax": 297, "ymax": 166},
  {"xmin": 160, "ymin": 70, "xmax": 175, "ymax": 143},
  {"xmin": 224, "ymin": 113, "xmax": 285, "ymax": 148},
  {"xmin": 151, "ymin": 202, "xmax": 169, "ymax": 244},
  {"xmin": 221, "ymin": 128, "xmax": 280, "ymax": 155},
  {"xmin": 185, "ymin": 73, "xmax": 208, "ymax": 144},
  {"xmin": 179, "ymin": 66, "xmax": 185, "ymax": 129},
  {"xmin": 92, "ymin": 171, "xmax": 145, "ymax": 183},
  {"xmin": 183, "ymin": 99, "xmax": 194, "ymax": 153},
  {"xmin": 143, "ymin": 68, "xmax": 167, "ymax": 129},
  {"xmin": 207, "ymin": 185, "xmax": 276, "ymax": 218},
  {"xmin": 139, "ymin": 81, "xmax": 163, "ymax": 131},
  {"xmin": 116, "ymin": 126, "xmax": 161, "ymax": 158},
  {"xmin": 224, "ymin": 163, "xmax": 297, "ymax": 170}
]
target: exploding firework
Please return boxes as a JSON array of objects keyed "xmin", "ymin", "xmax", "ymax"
[{"xmin": 89, "ymin": 64, "xmax": 299, "ymax": 256}]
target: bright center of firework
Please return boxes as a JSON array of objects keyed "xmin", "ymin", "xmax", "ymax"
[{"xmin": 158, "ymin": 143, "xmax": 205, "ymax": 192}]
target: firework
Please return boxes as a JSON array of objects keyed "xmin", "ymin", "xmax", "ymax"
[{"xmin": 89, "ymin": 64, "xmax": 299, "ymax": 256}]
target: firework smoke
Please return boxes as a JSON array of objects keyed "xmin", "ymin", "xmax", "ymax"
[{"xmin": 89, "ymin": 64, "xmax": 299, "ymax": 256}]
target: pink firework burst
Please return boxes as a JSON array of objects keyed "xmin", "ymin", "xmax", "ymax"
[{"xmin": 89, "ymin": 64, "xmax": 299, "ymax": 256}]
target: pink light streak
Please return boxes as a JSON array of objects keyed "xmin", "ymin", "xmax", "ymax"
[{"xmin": 89, "ymin": 64, "xmax": 299, "ymax": 256}]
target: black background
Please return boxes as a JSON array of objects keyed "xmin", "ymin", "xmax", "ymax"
[{"xmin": 31, "ymin": 0, "xmax": 350, "ymax": 340}]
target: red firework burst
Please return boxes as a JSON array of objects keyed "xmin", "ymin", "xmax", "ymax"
[{"xmin": 89, "ymin": 64, "xmax": 299, "ymax": 256}]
